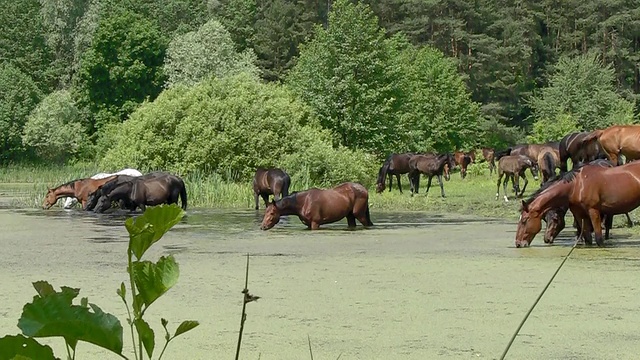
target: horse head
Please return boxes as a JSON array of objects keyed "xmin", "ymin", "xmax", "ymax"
[
  {"xmin": 260, "ymin": 201, "xmax": 281, "ymax": 230},
  {"xmin": 375, "ymin": 182, "xmax": 385, "ymax": 193},
  {"xmin": 543, "ymin": 208, "xmax": 566, "ymax": 244},
  {"xmin": 515, "ymin": 200, "xmax": 543, "ymax": 248},
  {"xmin": 42, "ymin": 188, "xmax": 57, "ymax": 209}
]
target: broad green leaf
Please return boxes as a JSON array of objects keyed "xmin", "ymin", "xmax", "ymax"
[
  {"xmin": 0, "ymin": 334, "xmax": 58, "ymax": 360},
  {"xmin": 133, "ymin": 256, "xmax": 179, "ymax": 309},
  {"xmin": 32, "ymin": 281, "xmax": 55, "ymax": 298},
  {"xmin": 125, "ymin": 204, "xmax": 185, "ymax": 260},
  {"xmin": 134, "ymin": 319, "xmax": 155, "ymax": 358},
  {"xmin": 17, "ymin": 284, "xmax": 123, "ymax": 355},
  {"xmin": 174, "ymin": 320, "xmax": 199, "ymax": 338}
]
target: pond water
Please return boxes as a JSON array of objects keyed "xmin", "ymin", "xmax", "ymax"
[{"xmin": 1, "ymin": 201, "xmax": 640, "ymax": 359}]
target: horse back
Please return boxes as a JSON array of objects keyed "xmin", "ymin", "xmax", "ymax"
[{"xmin": 576, "ymin": 162, "xmax": 640, "ymax": 211}]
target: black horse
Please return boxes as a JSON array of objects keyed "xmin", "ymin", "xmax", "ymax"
[
  {"xmin": 253, "ymin": 167, "xmax": 291, "ymax": 210},
  {"xmin": 94, "ymin": 172, "xmax": 187, "ymax": 213},
  {"xmin": 85, "ymin": 172, "xmax": 168, "ymax": 211},
  {"xmin": 376, "ymin": 153, "xmax": 415, "ymax": 193},
  {"xmin": 408, "ymin": 153, "xmax": 456, "ymax": 198},
  {"xmin": 558, "ymin": 131, "xmax": 609, "ymax": 173}
]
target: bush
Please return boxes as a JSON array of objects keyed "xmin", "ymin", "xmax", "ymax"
[
  {"xmin": 101, "ymin": 73, "xmax": 372, "ymax": 186},
  {"xmin": 22, "ymin": 90, "xmax": 88, "ymax": 162},
  {"xmin": 527, "ymin": 113, "xmax": 579, "ymax": 143}
]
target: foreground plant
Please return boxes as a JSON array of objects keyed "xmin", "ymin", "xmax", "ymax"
[{"xmin": 0, "ymin": 204, "xmax": 198, "ymax": 360}]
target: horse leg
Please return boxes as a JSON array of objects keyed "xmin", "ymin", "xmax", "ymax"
[
  {"xmin": 588, "ymin": 208, "xmax": 605, "ymax": 247},
  {"xmin": 254, "ymin": 192, "xmax": 260, "ymax": 210},
  {"xmin": 424, "ymin": 176, "xmax": 433, "ymax": 196},
  {"xmin": 388, "ymin": 173, "xmax": 393, "ymax": 192},
  {"xmin": 409, "ymin": 172, "xmax": 416, "ymax": 197},
  {"xmin": 346, "ymin": 213, "xmax": 357, "ymax": 229},
  {"xmin": 437, "ymin": 174, "xmax": 445, "ymax": 198},
  {"xmin": 310, "ymin": 221, "xmax": 320, "ymax": 230},
  {"xmin": 519, "ymin": 174, "xmax": 528, "ymax": 198},
  {"xmin": 261, "ymin": 193, "xmax": 270, "ymax": 208},
  {"xmin": 502, "ymin": 176, "xmax": 510, "ymax": 202},
  {"xmin": 625, "ymin": 212, "xmax": 633, "ymax": 227},
  {"xmin": 396, "ymin": 174, "xmax": 402, "ymax": 193},
  {"xmin": 604, "ymin": 213, "xmax": 613, "ymax": 240},
  {"xmin": 496, "ymin": 173, "xmax": 503, "ymax": 200}
]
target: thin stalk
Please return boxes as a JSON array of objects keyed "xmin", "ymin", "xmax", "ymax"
[
  {"xmin": 307, "ymin": 335, "xmax": 314, "ymax": 360},
  {"xmin": 157, "ymin": 338, "xmax": 171, "ymax": 360},
  {"xmin": 65, "ymin": 342, "xmax": 73, "ymax": 360},
  {"xmin": 235, "ymin": 254, "xmax": 251, "ymax": 360},
  {"xmin": 127, "ymin": 249, "xmax": 139, "ymax": 360}
]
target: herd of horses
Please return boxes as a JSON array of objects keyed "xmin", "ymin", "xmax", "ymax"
[{"xmin": 39, "ymin": 124, "xmax": 640, "ymax": 248}]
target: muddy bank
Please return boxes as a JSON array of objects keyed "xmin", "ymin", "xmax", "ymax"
[{"xmin": 1, "ymin": 209, "xmax": 640, "ymax": 359}]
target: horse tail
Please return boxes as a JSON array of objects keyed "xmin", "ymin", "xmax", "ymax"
[
  {"xmin": 583, "ymin": 129, "xmax": 603, "ymax": 143},
  {"xmin": 179, "ymin": 181, "xmax": 188, "ymax": 210},
  {"xmin": 365, "ymin": 203, "xmax": 373, "ymax": 226},
  {"xmin": 494, "ymin": 147, "xmax": 512, "ymax": 161},
  {"xmin": 377, "ymin": 158, "xmax": 391, "ymax": 185},
  {"xmin": 282, "ymin": 174, "xmax": 291, "ymax": 197},
  {"xmin": 543, "ymin": 152, "xmax": 555, "ymax": 179}
]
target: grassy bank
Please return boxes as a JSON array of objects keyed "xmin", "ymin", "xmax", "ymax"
[{"xmin": 1, "ymin": 162, "xmax": 638, "ymax": 229}]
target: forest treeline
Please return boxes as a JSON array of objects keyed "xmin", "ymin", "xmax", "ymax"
[{"xmin": 1, "ymin": 0, "xmax": 638, "ymax": 185}]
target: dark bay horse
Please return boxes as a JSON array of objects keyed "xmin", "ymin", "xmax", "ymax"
[
  {"xmin": 516, "ymin": 161, "xmax": 640, "ymax": 247},
  {"xmin": 482, "ymin": 148, "xmax": 496, "ymax": 175},
  {"xmin": 495, "ymin": 155, "xmax": 539, "ymax": 202},
  {"xmin": 454, "ymin": 151, "xmax": 473, "ymax": 179},
  {"xmin": 583, "ymin": 125, "xmax": 640, "ymax": 165},
  {"xmin": 558, "ymin": 131, "xmax": 607, "ymax": 173},
  {"xmin": 376, "ymin": 153, "xmax": 414, "ymax": 193},
  {"xmin": 260, "ymin": 182, "xmax": 373, "ymax": 230},
  {"xmin": 536, "ymin": 146, "xmax": 560, "ymax": 183},
  {"xmin": 253, "ymin": 168, "xmax": 291, "ymax": 209},
  {"xmin": 408, "ymin": 153, "xmax": 455, "ymax": 198},
  {"xmin": 43, "ymin": 176, "xmax": 118, "ymax": 209},
  {"xmin": 85, "ymin": 172, "xmax": 167, "ymax": 211},
  {"xmin": 94, "ymin": 172, "xmax": 187, "ymax": 213},
  {"xmin": 510, "ymin": 141, "xmax": 560, "ymax": 161}
]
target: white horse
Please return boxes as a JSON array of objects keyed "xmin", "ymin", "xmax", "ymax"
[{"xmin": 63, "ymin": 168, "xmax": 143, "ymax": 209}]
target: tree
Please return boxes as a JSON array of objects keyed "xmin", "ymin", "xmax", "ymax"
[
  {"xmin": 395, "ymin": 45, "xmax": 482, "ymax": 152},
  {"xmin": 0, "ymin": 63, "xmax": 44, "ymax": 162},
  {"xmin": 163, "ymin": 20, "xmax": 259, "ymax": 88},
  {"xmin": 213, "ymin": 0, "xmax": 257, "ymax": 52},
  {"xmin": 22, "ymin": 90, "xmax": 87, "ymax": 162},
  {"xmin": 73, "ymin": 9, "xmax": 167, "ymax": 134},
  {"xmin": 286, "ymin": 0, "xmax": 403, "ymax": 156},
  {"xmin": 528, "ymin": 52, "xmax": 637, "ymax": 131}
]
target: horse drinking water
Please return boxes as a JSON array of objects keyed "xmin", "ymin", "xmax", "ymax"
[
  {"xmin": 253, "ymin": 168, "xmax": 291, "ymax": 209},
  {"xmin": 43, "ymin": 176, "xmax": 119, "ymax": 209},
  {"xmin": 62, "ymin": 168, "xmax": 143, "ymax": 209},
  {"xmin": 260, "ymin": 182, "xmax": 373, "ymax": 230}
]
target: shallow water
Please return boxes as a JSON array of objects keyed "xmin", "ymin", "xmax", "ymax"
[{"xmin": 1, "ymin": 202, "xmax": 640, "ymax": 359}]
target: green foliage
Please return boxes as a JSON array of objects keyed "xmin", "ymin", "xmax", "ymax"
[
  {"xmin": 478, "ymin": 118, "xmax": 526, "ymax": 150},
  {"xmin": 213, "ymin": 0, "xmax": 257, "ymax": 52},
  {"xmin": 0, "ymin": 334, "xmax": 57, "ymax": 360},
  {"xmin": 395, "ymin": 45, "xmax": 482, "ymax": 152},
  {"xmin": 0, "ymin": 63, "xmax": 44, "ymax": 162},
  {"xmin": 287, "ymin": 0, "xmax": 403, "ymax": 156},
  {"xmin": 101, "ymin": 72, "xmax": 372, "ymax": 185},
  {"xmin": 74, "ymin": 9, "xmax": 167, "ymax": 133},
  {"xmin": 0, "ymin": 204, "xmax": 197, "ymax": 360},
  {"xmin": 527, "ymin": 113, "xmax": 580, "ymax": 144},
  {"xmin": 22, "ymin": 90, "xmax": 88, "ymax": 162},
  {"xmin": 528, "ymin": 52, "xmax": 637, "ymax": 131},
  {"xmin": 164, "ymin": 19, "xmax": 260, "ymax": 88}
]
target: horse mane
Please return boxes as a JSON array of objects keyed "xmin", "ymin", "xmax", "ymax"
[
  {"xmin": 494, "ymin": 148, "xmax": 512, "ymax": 160},
  {"xmin": 57, "ymin": 179, "xmax": 80, "ymax": 190},
  {"xmin": 523, "ymin": 168, "xmax": 582, "ymax": 207}
]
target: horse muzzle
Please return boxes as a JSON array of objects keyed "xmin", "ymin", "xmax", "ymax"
[{"xmin": 515, "ymin": 239, "xmax": 530, "ymax": 248}]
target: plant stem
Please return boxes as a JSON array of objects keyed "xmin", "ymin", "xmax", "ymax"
[
  {"xmin": 307, "ymin": 335, "xmax": 314, "ymax": 360},
  {"xmin": 127, "ymin": 249, "xmax": 140, "ymax": 360},
  {"xmin": 157, "ymin": 338, "xmax": 172, "ymax": 360},
  {"xmin": 65, "ymin": 342, "xmax": 72, "ymax": 360},
  {"xmin": 234, "ymin": 254, "xmax": 250, "ymax": 360}
]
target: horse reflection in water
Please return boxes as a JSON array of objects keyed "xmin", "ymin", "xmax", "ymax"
[{"xmin": 260, "ymin": 182, "xmax": 373, "ymax": 230}]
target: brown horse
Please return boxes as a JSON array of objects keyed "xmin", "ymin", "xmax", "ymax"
[
  {"xmin": 260, "ymin": 182, "xmax": 373, "ymax": 230},
  {"xmin": 43, "ymin": 176, "xmax": 118, "ymax": 209},
  {"xmin": 558, "ymin": 131, "xmax": 607, "ymax": 173},
  {"xmin": 454, "ymin": 151, "xmax": 473, "ymax": 179},
  {"xmin": 482, "ymin": 148, "xmax": 496, "ymax": 175},
  {"xmin": 541, "ymin": 159, "xmax": 633, "ymax": 244},
  {"xmin": 376, "ymin": 153, "xmax": 414, "ymax": 193},
  {"xmin": 516, "ymin": 161, "xmax": 640, "ymax": 247},
  {"xmin": 253, "ymin": 168, "xmax": 291, "ymax": 209},
  {"xmin": 510, "ymin": 141, "xmax": 560, "ymax": 162},
  {"xmin": 537, "ymin": 146, "xmax": 560, "ymax": 183},
  {"xmin": 94, "ymin": 172, "xmax": 187, "ymax": 213},
  {"xmin": 495, "ymin": 155, "xmax": 539, "ymax": 202},
  {"xmin": 584, "ymin": 125, "xmax": 640, "ymax": 165},
  {"xmin": 408, "ymin": 153, "xmax": 455, "ymax": 198}
]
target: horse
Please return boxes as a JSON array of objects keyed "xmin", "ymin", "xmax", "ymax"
[
  {"xmin": 253, "ymin": 168, "xmax": 291, "ymax": 209},
  {"xmin": 583, "ymin": 125, "xmax": 640, "ymax": 165},
  {"xmin": 536, "ymin": 146, "xmax": 560, "ymax": 183},
  {"xmin": 495, "ymin": 155, "xmax": 539, "ymax": 202},
  {"xmin": 510, "ymin": 141, "xmax": 560, "ymax": 161},
  {"xmin": 454, "ymin": 151, "xmax": 473, "ymax": 179},
  {"xmin": 62, "ymin": 168, "xmax": 143, "ymax": 209},
  {"xmin": 85, "ymin": 173, "xmax": 162, "ymax": 211},
  {"xmin": 494, "ymin": 148, "xmax": 512, "ymax": 161},
  {"xmin": 93, "ymin": 172, "xmax": 187, "ymax": 213},
  {"xmin": 516, "ymin": 160, "xmax": 640, "ymax": 248},
  {"xmin": 558, "ymin": 131, "xmax": 607, "ymax": 173},
  {"xmin": 43, "ymin": 176, "xmax": 119, "ymax": 209},
  {"xmin": 481, "ymin": 148, "xmax": 496, "ymax": 175},
  {"xmin": 375, "ymin": 153, "xmax": 414, "ymax": 193},
  {"xmin": 408, "ymin": 153, "xmax": 455, "ymax": 198},
  {"xmin": 260, "ymin": 182, "xmax": 373, "ymax": 230},
  {"xmin": 541, "ymin": 159, "xmax": 633, "ymax": 244}
]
